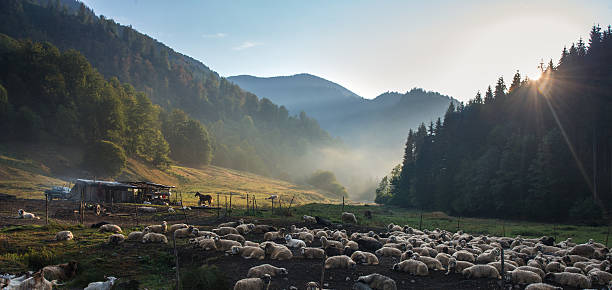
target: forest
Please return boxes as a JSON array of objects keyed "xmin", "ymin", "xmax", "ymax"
[
  {"xmin": 0, "ymin": 0, "xmax": 336, "ymax": 179},
  {"xmin": 376, "ymin": 25, "xmax": 612, "ymax": 224}
]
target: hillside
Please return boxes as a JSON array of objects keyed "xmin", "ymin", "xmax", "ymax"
[{"xmin": 0, "ymin": 142, "xmax": 337, "ymax": 205}]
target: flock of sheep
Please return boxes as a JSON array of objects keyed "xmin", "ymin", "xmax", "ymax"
[{"xmin": 3, "ymin": 209, "xmax": 612, "ymax": 289}]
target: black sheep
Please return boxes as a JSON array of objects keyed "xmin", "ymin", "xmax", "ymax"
[
  {"xmin": 356, "ymin": 238, "xmax": 383, "ymax": 252},
  {"xmin": 315, "ymin": 216, "xmax": 332, "ymax": 227}
]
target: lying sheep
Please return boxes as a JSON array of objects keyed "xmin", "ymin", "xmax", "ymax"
[
  {"xmin": 251, "ymin": 225, "xmax": 277, "ymax": 234},
  {"xmin": 303, "ymin": 215, "xmax": 316, "ymax": 224},
  {"xmin": 563, "ymin": 266, "xmax": 582, "ymax": 273},
  {"xmin": 375, "ymin": 247, "xmax": 402, "ymax": 257},
  {"xmin": 195, "ymin": 237, "xmax": 217, "ymax": 250},
  {"xmin": 462, "ymin": 264, "xmax": 501, "ymax": 279},
  {"xmin": 284, "ymin": 235, "xmax": 306, "ymax": 249},
  {"xmin": 301, "ymin": 247, "xmax": 326, "ymax": 259},
  {"xmin": 393, "ymin": 260, "xmax": 429, "ymax": 276},
  {"xmin": 516, "ymin": 266, "xmax": 545, "ymax": 279},
  {"xmin": 387, "ymin": 223, "xmax": 403, "ymax": 232},
  {"xmin": 342, "ymin": 238, "xmax": 359, "ymax": 251},
  {"xmin": 142, "ymin": 232, "xmax": 168, "ymax": 244},
  {"xmin": 341, "ymin": 212, "xmax": 357, "ymax": 224},
  {"xmin": 18, "ymin": 209, "xmax": 40, "ymax": 219},
  {"xmin": 236, "ymin": 224, "xmax": 255, "ymax": 235},
  {"xmin": 42, "ymin": 261, "xmax": 77, "ymax": 282},
  {"xmin": 356, "ymin": 237, "xmax": 383, "ymax": 252},
  {"xmin": 231, "ymin": 246, "xmax": 265, "ymax": 260},
  {"xmin": 588, "ymin": 270, "xmax": 612, "ymax": 286},
  {"xmin": 476, "ymin": 248, "xmax": 500, "ymax": 264},
  {"xmin": 435, "ymin": 253, "xmax": 452, "ymax": 268},
  {"xmin": 233, "ymin": 274, "xmax": 271, "ymax": 290},
  {"xmin": 524, "ymin": 283, "xmax": 563, "ymax": 290},
  {"xmin": 84, "ymin": 276, "xmax": 117, "ymax": 290},
  {"xmin": 219, "ymin": 219, "xmax": 243, "ymax": 228},
  {"xmin": 147, "ymin": 221, "xmax": 167, "ymax": 233},
  {"xmin": 305, "ymin": 281, "xmax": 319, "ymax": 290},
  {"xmin": 320, "ymin": 236, "xmax": 343, "ymax": 250},
  {"xmin": 545, "ymin": 272, "xmax": 591, "ymax": 288},
  {"xmin": 263, "ymin": 229, "xmax": 286, "ymax": 241},
  {"xmin": 223, "ymin": 233, "xmax": 246, "ymax": 244},
  {"xmin": 488, "ymin": 261, "xmax": 516, "ymax": 273},
  {"xmin": 9, "ymin": 271, "xmax": 58, "ymax": 290},
  {"xmin": 168, "ymin": 223, "xmax": 188, "ymax": 234},
  {"xmin": 127, "ymin": 229, "xmax": 149, "ymax": 241},
  {"xmin": 213, "ymin": 237, "xmax": 242, "ymax": 252},
  {"xmin": 296, "ymin": 232, "xmax": 315, "ymax": 244},
  {"xmin": 351, "ymin": 251, "xmax": 379, "ymax": 265},
  {"xmin": 357, "ymin": 273, "xmax": 397, "ymax": 290},
  {"xmin": 544, "ymin": 261, "xmax": 565, "ymax": 273},
  {"xmin": 325, "ymin": 255, "xmax": 356, "ymax": 269},
  {"xmin": 107, "ymin": 233, "xmax": 125, "ymax": 245},
  {"xmin": 244, "ymin": 241, "xmax": 259, "ymax": 247},
  {"xmin": 506, "ymin": 269, "xmax": 542, "ymax": 284},
  {"xmin": 247, "ymin": 264, "xmax": 288, "ymax": 278},
  {"xmin": 55, "ymin": 231, "xmax": 73, "ymax": 241},
  {"xmin": 99, "ymin": 224, "xmax": 122, "ymax": 233},
  {"xmin": 569, "ymin": 243, "xmax": 595, "ymax": 258},
  {"xmin": 264, "ymin": 243, "xmax": 293, "ymax": 260},
  {"xmin": 452, "ymin": 250, "xmax": 475, "ymax": 263},
  {"xmin": 174, "ymin": 226, "xmax": 198, "ymax": 238}
]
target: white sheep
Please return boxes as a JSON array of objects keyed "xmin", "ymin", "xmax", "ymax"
[
  {"xmin": 476, "ymin": 248, "xmax": 500, "ymax": 264},
  {"xmin": 233, "ymin": 274, "xmax": 271, "ymax": 290},
  {"xmin": 168, "ymin": 223, "xmax": 188, "ymax": 234},
  {"xmin": 375, "ymin": 247, "xmax": 402, "ymax": 257},
  {"xmin": 351, "ymin": 251, "xmax": 379, "ymax": 265},
  {"xmin": 320, "ymin": 236, "xmax": 343, "ymax": 250},
  {"xmin": 236, "ymin": 224, "xmax": 255, "ymax": 235},
  {"xmin": 99, "ymin": 224, "xmax": 122, "ymax": 233},
  {"xmin": 462, "ymin": 264, "xmax": 501, "ymax": 279},
  {"xmin": 213, "ymin": 237, "xmax": 242, "ymax": 252},
  {"xmin": 507, "ymin": 269, "xmax": 542, "ymax": 284},
  {"xmin": 147, "ymin": 221, "xmax": 167, "ymax": 233},
  {"xmin": 230, "ymin": 246, "xmax": 265, "ymax": 260},
  {"xmin": 393, "ymin": 260, "xmax": 429, "ymax": 276},
  {"xmin": 55, "ymin": 231, "xmax": 73, "ymax": 241},
  {"xmin": 545, "ymin": 272, "xmax": 591, "ymax": 288},
  {"xmin": 107, "ymin": 234, "xmax": 125, "ymax": 245},
  {"xmin": 413, "ymin": 254, "xmax": 444, "ymax": 271},
  {"xmin": 17, "ymin": 209, "xmax": 40, "ymax": 219},
  {"xmin": 303, "ymin": 215, "xmax": 316, "ymax": 223},
  {"xmin": 222, "ymin": 233, "xmax": 246, "ymax": 244},
  {"xmin": 127, "ymin": 230, "xmax": 148, "ymax": 241},
  {"xmin": 324, "ymin": 255, "xmax": 356, "ymax": 269},
  {"xmin": 356, "ymin": 273, "xmax": 397, "ymax": 290},
  {"xmin": 142, "ymin": 232, "xmax": 168, "ymax": 244},
  {"xmin": 524, "ymin": 283, "xmax": 563, "ymax": 290},
  {"xmin": 247, "ymin": 264, "xmax": 288, "ymax": 278},
  {"xmin": 174, "ymin": 226, "xmax": 198, "ymax": 238},
  {"xmin": 452, "ymin": 250, "xmax": 476, "ymax": 263},
  {"xmin": 137, "ymin": 206, "xmax": 157, "ymax": 213},
  {"xmin": 341, "ymin": 212, "xmax": 357, "ymax": 224},
  {"xmin": 296, "ymin": 232, "xmax": 315, "ymax": 244},
  {"xmin": 84, "ymin": 276, "xmax": 117, "ymax": 290},
  {"xmin": 284, "ymin": 234, "xmax": 306, "ymax": 249},
  {"xmin": 264, "ymin": 243, "xmax": 293, "ymax": 260},
  {"xmin": 301, "ymin": 247, "xmax": 326, "ymax": 259}
]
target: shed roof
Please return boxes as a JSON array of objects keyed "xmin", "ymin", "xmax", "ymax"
[{"xmin": 75, "ymin": 179, "xmax": 136, "ymax": 189}]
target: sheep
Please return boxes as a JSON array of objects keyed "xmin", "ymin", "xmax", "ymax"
[
  {"xmin": 447, "ymin": 257, "xmax": 474, "ymax": 274},
  {"xmin": 545, "ymin": 272, "xmax": 591, "ymax": 288},
  {"xmin": 544, "ymin": 261, "xmax": 565, "ymax": 273},
  {"xmin": 244, "ymin": 241, "xmax": 259, "ymax": 247},
  {"xmin": 476, "ymin": 248, "xmax": 500, "ymax": 264},
  {"xmin": 341, "ymin": 212, "xmax": 357, "ymax": 224},
  {"xmin": 296, "ymin": 232, "xmax": 315, "ymax": 244},
  {"xmin": 516, "ymin": 266, "xmax": 546, "ymax": 279},
  {"xmin": 524, "ymin": 283, "xmax": 563, "ymax": 290},
  {"xmin": 219, "ymin": 219, "xmax": 243, "ymax": 228},
  {"xmin": 174, "ymin": 226, "xmax": 198, "ymax": 238},
  {"xmin": 142, "ymin": 232, "xmax": 168, "ymax": 244},
  {"xmin": 233, "ymin": 274, "xmax": 271, "ymax": 290},
  {"xmin": 393, "ymin": 260, "xmax": 429, "ymax": 276},
  {"xmin": 137, "ymin": 206, "xmax": 157, "ymax": 213},
  {"xmin": 147, "ymin": 221, "xmax": 167, "ymax": 233},
  {"xmin": 506, "ymin": 269, "xmax": 542, "ymax": 284},
  {"xmin": 223, "ymin": 233, "xmax": 246, "ymax": 244},
  {"xmin": 251, "ymin": 225, "xmax": 277, "ymax": 234},
  {"xmin": 356, "ymin": 273, "xmax": 397, "ymax": 290},
  {"xmin": 213, "ymin": 237, "xmax": 242, "ymax": 252},
  {"xmin": 563, "ymin": 266, "xmax": 583, "ymax": 274},
  {"xmin": 127, "ymin": 229, "xmax": 149, "ymax": 241},
  {"xmin": 284, "ymin": 234, "xmax": 306, "ymax": 249},
  {"xmin": 435, "ymin": 253, "xmax": 452, "ymax": 268},
  {"xmin": 263, "ymin": 229, "xmax": 286, "ymax": 241},
  {"xmin": 351, "ymin": 251, "xmax": 379, "ymax": 265},
  {"xmin": 91, "ymin": 221, "xmax": 110, "ymax": 228},
  {"xmin": 305, "ymin": 281, "xmax": 319, "ymax": 290},
  {"xmin": 342, "ymin": 238, "xmax": 359, "ymax": 251},
  {"xmin": 264, "ymin": 243, "xmax": 293, "ymax": 260},
  {"xmin": 452, "ymin": 250, "xmax": 476, "ymax": 263},
  {"xmin": 562, "ymin": 254, "xmax": 589, "ymax": 265},
  {"xmin": 413, "ymin": 253, "xmax": 444, "ymax": 271},
  {"xmin": 17, "ymin": 209, "xmax": 40, "ymax": 219},
  {"xmin": 301, "ymin": 247, "xmax": 326, "ymax": 259},
  {"xmin": 167, "ymin": 207, "xmax": 175, "ymax": 213},
  {"xmin": 375, "ymin": 247, "xmax": 402, "ymax": 257},
  {"xmin": 324, "ymin": 255, "xmax": 356, "ymax": 269},
  {"xmin": 168, "ymin": 223, "xmax": 188, "ymax": 234},
  {"xmin": 387, "ymin": 223, "xmax": 403, "ymax": 232},
  {"xmin": 569, "ymin": 243, "xmax": 596, "ymax": 258},
  {"xmin": 84, "ymin": 276, "xmax": 117, "ymax": 290},
  {"xmin": 231, "ymin": 246, "xmax": 265, "ymax": 260},
  {"xmin": 9, "ymin": 270, "xmax": 58, "ymax": 290},
  {"xmin": 303, "ymin": 215, "xmax": 316, "ymax": 223},
  {"xmin": 42, "ymin": 261, "xmax": 77, "ymax": 282},
  {"xmin": 320, "ymin": 236, "xmax": 343, "ymax": 250},
  {"xmin": 247, "ymin": 264, "xmax": 288, "ymax": 278},
  {"xmin": 99, "ymin": 224, "xmax": 122, "ymax": 233},
  {"xmin": 55, "ymin": 231, "xmax": 73, "ymax": 241},
  {"xmin": 236, "ymin": 224, "xmax": 255, "ymax": 235},
  {"xmin": 107, "ymin": 233, "xmax": 125, "ymax": 245},
  {"xmin": 488, "ymin": 261, "xmax": 516, "ymax": 273},
  {"xmin": 315, "ymin": 216, "xmax": 333, "ymax": 226},
  {"xmin": 588, "ymin": 270, "xmax": 612, "ymax": 286},
  {"xmin": 462, "ymin": 264, "xmax": 501, "ymax": 279}
]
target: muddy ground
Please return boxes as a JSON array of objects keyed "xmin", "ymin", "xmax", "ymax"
[{"xmin": 0, "ymin": 197, "xmax": 584, "ymax": 289}]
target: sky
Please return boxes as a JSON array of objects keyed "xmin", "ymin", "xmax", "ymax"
[{"xmin": 81, "ymin": 0, "xmax": 612, "ymax": 101}]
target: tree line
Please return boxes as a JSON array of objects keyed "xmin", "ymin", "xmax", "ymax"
[{"xmin": 376, "ymin": 25, "xmax": 612, "ymax": 224}]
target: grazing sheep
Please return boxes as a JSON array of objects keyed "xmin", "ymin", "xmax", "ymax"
[
  {"xmin": 357, "ymin": 273, "xmax": 397, "ymax": 290},
  {"xmin": 263, "ymin": 229, "xmax": 286, "ymax": 241},
  {"xmin": 84, "ymin": 276, "xmax": 117, "ymax": 290},
  {"xmin": 231, "ymin": 246, "xmax": 265, "ymax": 260},
  {"xmin": 341, "ymin": 212, "xmax": 357, "ymax": 224},
  {"xmin": 174, "ymin": 226, "xmax": 198, "ymax": 238},
  {"xmin": 324, "ymin": 255, "xmax": 356, "ymax": 269},
  {"xmin": 375, "ymin": 247, "xmax": 402, "ymax": 257},
  {"xmin": 545, "ymin": 272, "xmax": 591, "ymax": 288},
  {"xmin": 301, "ymin": 247, "xmax": 326, "ymax": 259},
  {"xmin": 233, "ymin": 274, "xmax": 271, "ymax": 290},
  {"xmin": 506, "ymin": 269, "xmax": 542, "ymax": 284},
  {"xmin": 236, "ymin": 224, "xmax": 255, "ymax": 235},
  {"xmin": 476, "ymin": 248, "xmax": 500, "ymax": 264},
  {"xmin": 264, "ymin": 243, "xmax": 293, "ymax": 260},
  {"xmin": 107, "ymin": 233, "xmax": 125, "ymax": 245},
  {"xmin": 17, "ymin": 209, "xmax": 40, "ymax": 219},
  {"xmin": 588, "ymin": 270, "xmax": 612, "ymax": 286},
  {"xmin": 147, "ymin": 221, "xmax": 167, "ymax": 233},
  {"xmin": 55, "ymin": 231, "xmax": 73, "ymax": 241},
  {"xmin": 284, "ymin": 235, "xmax": 306, "ymax": 249},
  {"xmin": 213, "ymin": 237, "xmax": 242, "ymax": 252},
  {"xmin": 303, "ymin": 215, "xmax": 316, "ymax": 223},
  {"xmin": 142, "ymin": 232, "xmax": 168, "ymax": 244},
  {"xmin": 99, "ymin": 224, "xmax": 122, "ymax": 233},
  {"xmin": 393, "ymin": 260, "xmax": 429, "ymax": 276},
  {"xmin": 462, "ymin": 264, "xmax": 501, "ymax": 279},
  {"xmin": 351, "ymin": 251, "xmax": 379, "ymax": 265},
  {"xmin": 42, "ymin": 261, "xmax": 77, "ymax": 281},
  {"xmin": 247, "ymin": 264, "xmax": 288, "ymax": 278},
  {"xmin": 524, "ymin": 283, "xmax": 563, "ymax": 290},
  {"xmin": 168, "ymin": 223, "xmax": 188, "ymax": 234}
]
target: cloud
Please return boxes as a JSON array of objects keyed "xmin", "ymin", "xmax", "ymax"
[
  {"xmin": 202, "ymin": 32, "xmax": 227, "ymax": 38},
  {"xmin": 232, "ymin": 41, "xmax": 262, "ymax": 51}
]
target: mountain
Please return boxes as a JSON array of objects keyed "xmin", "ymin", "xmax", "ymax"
[
  {"xmin": 0, "ymin": 0, "xmax": 335, "ymax": 180},
  {"xmin": 229, "ymin": 74, "xmax": 457, "ymax": 200}
]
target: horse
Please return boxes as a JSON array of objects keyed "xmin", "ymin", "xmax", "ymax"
[{"xmin": 194, "ymin": 192, "xmax": 213, "ymax": 206}]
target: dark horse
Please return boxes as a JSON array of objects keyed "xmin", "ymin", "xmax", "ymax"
[{"xmin": 195, "ymin": 192, "xmax": 213, "ymax": 206}]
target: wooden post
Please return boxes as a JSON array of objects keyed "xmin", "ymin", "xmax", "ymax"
[
  {"xmin": 606, "ymin": 222, "xmax": 610, "ymax": 248},
  {"xmin": 287, "ymin": 195, "xmax": 295, "ymax": 215},
  {"xmin": 419, "ymin": 210, "xmax": 423, "ymax": 230},
  {"xmin": 502, "ymin": 220, "xmax": 505, "ymax": 237},
  {"xmin": 553, "ymin": 224, "xmax": 557, "ymax": 243},
  {"xmin": 254, "ymin": 198, "xmax": 258, "ymax": 214},
  {"xmin": 278, "ymin": 196, "xmax": 282, "ymax": 212},
  {"xmin": 173, "ymin": 232, "xmax": 181, "ymax": 290},
  {"xmin": 500, "ymin": 247, "xmax": 505, "ymax": 285},
  {"xmin": 217, "ymin": 193, "xmax": 220, "ymax": 218},
  {"xmin": 342, "ymin": 196, "xmax": 345, "ymax": 212},
  {"xmin": 457, "ymin": 216, "xmax": 460, "ymax": 231},
  {"xmin": 45, "ymin": 194, "xmax": 49, "ymax": 225},
  {"xmin": 225, "ymin": 195, "xmax": 228, "ymax": 217},
  {"xmin": 80, "ymin": 186, "xmax": 84, "ymax": 225},
  {"xmin": 271, "ymin": 198, "xmax": 274, "ymax": 215},
  {"xmin": 246, "ymin": 194, "xmax": 249, "ymax": 215},
  {"xmin": 180, "ymin": 192, "xmax": 188, "ymax": 224},
  {"xmin": 319, "ymin": 260, "xmax": 325, "ymax": 290},
  {"xmin": 229, "ymin": 192, "xmax": 232, "ymax": 217},
  {"xmin": 135, "ymin": 205, "xmax": 139, "ymax": 226}
]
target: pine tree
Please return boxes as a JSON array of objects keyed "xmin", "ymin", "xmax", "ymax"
[
  {"xmin": 494, "ymin": 77, "xmax": 506, "ymax": 99},
  {"xmin": 484, "ymin": 86, "xmax": 494, "ymax": 104},
  {"xmin": 509, "ymin": 71, "xmax": 521, "ymax": 92},
  {"xmin": 474, "ymin": 91, "xmax": 483, "ymax": 104}
]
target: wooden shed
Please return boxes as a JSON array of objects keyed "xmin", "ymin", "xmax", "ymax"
[
  {"xmin": 120, "ymin": 181, "xmax": 175, "ymax": 204},
  {"xmin": 68, "ymin": 179, "xmax": 137, "ymax": 203}
]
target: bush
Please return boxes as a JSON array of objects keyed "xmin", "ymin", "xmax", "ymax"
[
  {"xmin": 82, "ymin": 140, "xmax": 127, "ymax": 177},
  {"xmin": 180, "ymin": 265, "xmax": 228, "ymax": 290}
]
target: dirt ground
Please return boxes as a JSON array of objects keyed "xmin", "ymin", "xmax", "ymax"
[{"xmin": 0, "ymin": 197, "xmax": 582, "ymax": 290}]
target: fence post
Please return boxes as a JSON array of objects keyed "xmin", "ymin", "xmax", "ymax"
[
  {"xmin": 225, "ymin": 195, "xmax": 228, "ymax": 217},
  {"xmin": 457, "ymin": 216, "xmax": 460, "ymax": 231},
  {"xmin": 419, "ymin": 210, "xmax": 423, "ymax": 231},
  {"xmin": 279, "ymin": 196, "xmax": 282, "ymax": 212},
  {"xmin": 217, "ymin": 193, "xmax": 220, "ymax": 218},
  {"xmin": 553, "ymin": 224, "xmax": 557, "ymax": 243},
  {"xmin": 271, "ymin": 198, "xmax": 274, "ymax": 215},
  {"xmin": 229, "ymin": 192, "xmax": 233, "ymax": 217},
  {"xmin": 502, "ymin": 220, "xmax": 505, "ymax": 237},
  {"xmin": 605, "ymin": 222, "xmax": 610, "ymax": 248},
  {"xmin": 287, "ymin": 196, "xmax": 295, "ymax": 216},
  {"xmin": 80, "ymin": 186, "xmax": 84, "ymax": 225},
  {"xmin": 342, "ymin": 196, "xmax": 345, "ymax": 212},
  {"xmin": 500, "ymin": 247, "xmax": 505, "ymax": 286},
  {"xmin": 45, "ymin": 194, "xmax": 49, "ymax": 225},
  {"xmin": 246, "ymin": 194, "xmax": 249, "ymax": 215}
]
